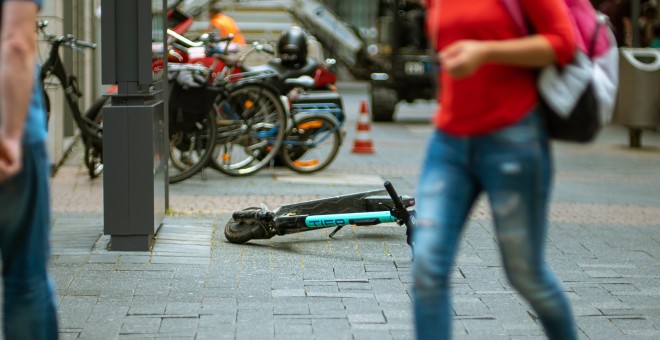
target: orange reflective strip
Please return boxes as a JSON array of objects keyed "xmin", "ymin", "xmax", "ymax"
[
  {"xmin": 298, "ymin": 120, "xmax": 323, "ymax": 130},
  {"xmin": 294, "ymin": 159, "xmax": 319, "ymax": 167}
]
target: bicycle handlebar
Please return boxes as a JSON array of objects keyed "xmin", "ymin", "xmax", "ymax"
[
  {"xmin": 200, "ymin": 32, "xmax": 234, "ymax": 44},
  {"xmin": 73, "ymin": 39, "xmax": 96, "ymax": 49},
  {"xmin": 251, "ymin": 41, "xmax": 275, "ymax": 55},
  {"xmin": 37, "ymin": 21, "xmax": 96, "ymax": 51},
  {"xmin": 56, "ymin": 35, "xmax": 96, "ymax": 54},
  {"xmin": 167, "ymin": 29, "xmax": 234, "ymax": 48}
]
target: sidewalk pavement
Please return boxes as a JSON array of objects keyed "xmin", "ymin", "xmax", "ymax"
[{"xmin": 48, "ymin": 86, "xmax": 660, "ymax": 339}]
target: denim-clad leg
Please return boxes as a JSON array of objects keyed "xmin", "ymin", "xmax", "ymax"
[
  {"xmin": 475, "ymin": 112, "xmax": 576, "ymax": 340},
  {"xmin": 412, "ymin": 111, "xmax": 576, "ymax": 340},
  {"xmin": 413, "ymin": 131, "xmax": 481, "ymax": 340},
  {"xmin": 0, "ymin": 142, "xmax": 59, "ymax": 340}
]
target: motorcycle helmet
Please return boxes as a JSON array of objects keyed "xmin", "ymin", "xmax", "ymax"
[{"xmin": 277, "ymin": 26, "xmax": 308, "ymax": 67}]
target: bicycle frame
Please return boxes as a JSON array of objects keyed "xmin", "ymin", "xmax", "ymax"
[
  {"xmin": 291, "ymin": 102, "xmax": 343, "ymax": 121},
  {"xmin": 38, "ymin": 20, "xmax": 106, "ymax": 178},
  {"xmin": 211, "ymin": 78, "xmax": 284, "ymax": 137},
  {"xmin": 278, "ymin": 113, "xmax": 341, "ymax": 149},
  {"xmin": 40, "ymin": 35, "xmax": 101, "ymax": 141}
]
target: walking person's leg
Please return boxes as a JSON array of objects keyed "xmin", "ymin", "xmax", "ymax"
[
  {"xmin": 476, "ymin": 111, "xmax": 576, "ymax": 340},
  {"xmin": 0, "ymin": 142, "xmax": 58, "ymax": 340},
  {"xmin": 413, "ymin": 131, "xmax": 480, "ymax": 340}
]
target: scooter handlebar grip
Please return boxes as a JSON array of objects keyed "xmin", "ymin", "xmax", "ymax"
[
  {"xmin": 232, "ymin": 209, "xmax": 271, "ymax": 221},
  {"xmin": 384, "ymin": 181, "xmax": 405, "ymax": 210},
  {"xmin": 384, "ymin": 181, "xmax": 415, "ymax": 229}
]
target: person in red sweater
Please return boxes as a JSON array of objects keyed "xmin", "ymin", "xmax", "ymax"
[{"xmin": 412, "ymin": 1, "xmax": 577, "ymax": 339}]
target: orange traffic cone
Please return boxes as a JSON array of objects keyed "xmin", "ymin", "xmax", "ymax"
[{"xmin": 352, "ymin": 100, "xmax": 375, "ymax": 154}]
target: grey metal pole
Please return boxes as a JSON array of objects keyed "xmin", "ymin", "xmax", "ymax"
[
  {"xmin": 631, "ymin": 0, "xmax": 641, "ymax": 47},
  {"xmin": 101, "ymin": 0, "xmax": 168, "ymax": 251}
]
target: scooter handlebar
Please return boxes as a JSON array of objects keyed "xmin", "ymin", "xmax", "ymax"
[
  {"xmin": 384, "ymin": 181, "xmax": 414, "ymax": 229},
  {"xmin": 384, "ymin": 181, "xmax": 416, "ymax": 248}
]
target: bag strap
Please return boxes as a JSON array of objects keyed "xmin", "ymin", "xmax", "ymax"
[
  {"xmin": 500, "ymin": 0, "xmax": 528, "ymax": 36},
  {"xmin": 503, "ymin": 0, "xmax": 605, "ymax": 59}
]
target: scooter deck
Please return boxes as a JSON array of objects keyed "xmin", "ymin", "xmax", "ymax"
[{"xmin": 273, "ymin": 189, "xmax": 414, "ymax": 217}]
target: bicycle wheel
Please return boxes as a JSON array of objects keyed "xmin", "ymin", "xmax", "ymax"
[
  {"xmin": 211, "ymin": 82, "xmax": 286, "ymax": 176},
  {"xmin": 168, "ymin": 107, "xmax": 218, "ymax": 183},
  {"xmin": 279, "ymin": 113, "xmax": 342, "ymax": 174},
  {"xmin": 83, "ymin": 137, "xmax": 103, "ymax": 179},
  {"xmin": 82, "ymin": 96, "xmax": 108, "ymax": 179}
]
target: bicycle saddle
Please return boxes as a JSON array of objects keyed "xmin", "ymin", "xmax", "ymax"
[{"xmin": 242, "ymin": 57, "xmax": 319, "ymax": 93}]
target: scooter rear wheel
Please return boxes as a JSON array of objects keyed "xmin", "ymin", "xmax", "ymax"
[{"xmin": 224, "ymin": 207, "xmax": 266, "ymax": 244}]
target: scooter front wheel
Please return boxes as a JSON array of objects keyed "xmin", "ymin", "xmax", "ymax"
[{"xmin": 224, "ymin": 207, "xmax": 268, "ymax": 244}]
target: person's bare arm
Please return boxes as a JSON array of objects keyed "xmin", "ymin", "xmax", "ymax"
[
  {"xmin": 0, "ymin": 1, "xmax": 39, "ymax": 181},
  {"xmin": 440, "ymin": 36, "xmax": 556, "ymax": 78},
  {"xmin": 440, "ymin": 0, "xmax": 575, "ymax": 79}
]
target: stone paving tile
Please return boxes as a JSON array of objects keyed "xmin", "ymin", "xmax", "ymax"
[
  {"xmin": 348, "ymin": 313, "xmax": 387, "ymax": 324},
  {"xmin": 158, "ymin": 317, "xmax": 199, "ymax": 336},
  {"xmin": 578, "ymin": 316, "xmax": 626, "ymax": 339},
  {"xmin": 58, "ymin": 331, "xmax": 81, "ymax": 340},
  {"xmin": 119, "ymin": 316, "xmax": 162, "ymax": 335}
]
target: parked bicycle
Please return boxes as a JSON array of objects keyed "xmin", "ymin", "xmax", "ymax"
[
  {"xmin": 165, "ymin": 29, "xmax": 344, "ymax": 181},
  {"xmin": 166, "ymin": 34, "xmax": 287, "ymax": 182},
  {"xmin": 207, "ymin": 40, "xmax": 345, "ymax": 175},
  {"xmin": 167, "ymin": 63, "xmax": 221, "ymax": 183},
  {"xmin": 277, "ymin": 79, "xmax": 345, "ymax": 173},
  {"xmin": 209, "ymin": 76, "xmax": 288, "ymax": 177},
  {"xmin": 38, "ymin": 20, "xmax": 105, "ymax": 178},
  {"xmin": 208, "ymin": 74, "xmax": 344, "ymax": 176}
]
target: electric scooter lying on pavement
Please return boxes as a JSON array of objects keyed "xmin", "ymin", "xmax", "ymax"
[{"xmin": 224, "ymin": 181, "xmax": 416, "ymax": 251}]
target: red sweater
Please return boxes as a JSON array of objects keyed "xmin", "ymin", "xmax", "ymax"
[{"xmin": 425, "ymin": 0, "xmax": 576, "ymax": 136}]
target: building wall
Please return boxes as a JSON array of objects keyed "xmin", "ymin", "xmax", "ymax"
[{"xmin": 320, "ymin": 0, "xmax": 379, "ymax": 42}]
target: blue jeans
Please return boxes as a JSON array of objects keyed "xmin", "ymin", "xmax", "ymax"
[
  {"xmin": 0, "ymin": 142, "xmax": 58, "ymax": 339},
  {"xmin": 412, "ymin": 111, "xmax": 576, "ymax": 340}
]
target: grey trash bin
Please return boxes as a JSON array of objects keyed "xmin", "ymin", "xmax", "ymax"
[{"xmin": 614, "ymin": 48, "xmax": 660, "ymax": 147}]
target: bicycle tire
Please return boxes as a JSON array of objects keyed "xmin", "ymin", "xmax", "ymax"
[
  {"xmin": 224, "ymin": 207, "xmax": 264, "ymax": 244},
  {"xmin": 168, "ymin": 105, "xmax": 218, "ymax": 183},
  {"xmin": 210, "ymin": 82, "xmax": 286, "ymax": 176},
  {"xmin": 82, "ymin": 96, "xmax": 108, "ymax": 178},
  {"xmin": 84, "ymin": 137, "xmax": 103, "ymax": 178},
  {"xmin": 279, "ymin": 113, "xmax": 342, "ymax": 174}
]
